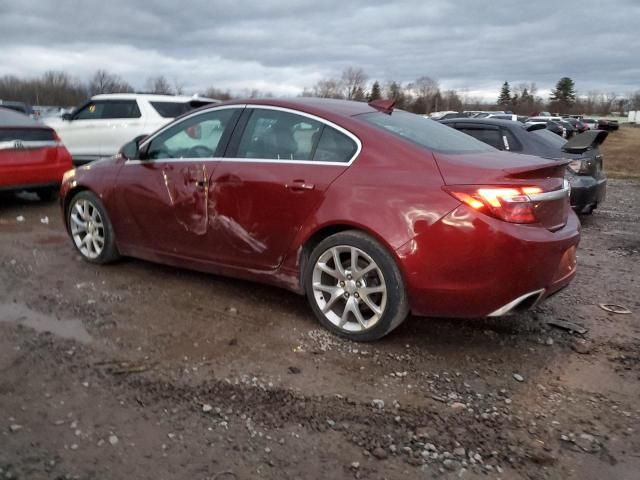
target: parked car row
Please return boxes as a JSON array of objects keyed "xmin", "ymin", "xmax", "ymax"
[{"xmin": 440, "ymin": 117, "xmax": 607, "ymax": 214}]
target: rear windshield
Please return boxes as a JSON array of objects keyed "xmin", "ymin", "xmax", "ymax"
[
  {"xmin": 150, "ymin": 101, "xmax": 192, "ymax": 118},
  {"xmin": 532, "ymin": 128, "xmax": 567, "ymax": 147},
  {"xmin": 357, "ymin": 110, "xmax": 494, "ymax": 154}
]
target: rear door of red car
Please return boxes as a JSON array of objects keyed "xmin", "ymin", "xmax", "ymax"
[
  {"xmin": 113, "ymin": 107, "xmax": 242, "ymax": 257},
  {"xmin": 206, "ymin": 106, "xmax": 360, "ymax": 270}
]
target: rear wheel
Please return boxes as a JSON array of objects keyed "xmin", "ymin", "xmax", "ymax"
[
  {"xmin": 304, "ymin": 230, "xmax": 409, "ymax": 342},
  {"xmin": 67, "ymin": 191, "xmax": 119, "ymax": 264}
]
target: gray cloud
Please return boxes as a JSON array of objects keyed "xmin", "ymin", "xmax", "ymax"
[{"xmin": 0, "ymin": 0, "xmax": 638, "ymax": 98}]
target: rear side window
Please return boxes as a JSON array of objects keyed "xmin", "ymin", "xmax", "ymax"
[
  {"xmin": 151, "ymin": 101, "xmax": 191, "ymax": 118},
  {"xmin": 102, "ymin": 100, "xmax": 141, "ymax": 119},
  {"xmin": 313, "ymin": 126, "xmax": 357, "ymax": 163},
  {"xmin": 358, "ymin": 110, "xmax": 494, "ymax": 154},
  {"xmin": 457, "ymin": 128, "xmax": 502, "ymax": 150},
  {"xmin": 236, "ymin": 109, "xmax": 324, "ymax": 161}
]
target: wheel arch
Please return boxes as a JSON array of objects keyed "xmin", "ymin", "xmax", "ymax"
[{"xmin": 296, "ymin": 221, "xmax": 404, "ymax": 292}]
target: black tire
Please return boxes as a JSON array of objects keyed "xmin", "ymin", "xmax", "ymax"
[
  {"xmin": 304, "ymin": 230, "xmax": 409, "ymax": 342},
  {"xmin": 67, "ymin": 191, "xmax": 120, "ymax": 264},
  {"xmin": 33, "ymin": 187, "xmax": 58, "ymax": 202}
]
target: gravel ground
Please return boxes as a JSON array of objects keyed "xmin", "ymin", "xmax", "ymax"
[{"xmin": 0, "ymin": 179, "xmax": 639, "ymax": 480}]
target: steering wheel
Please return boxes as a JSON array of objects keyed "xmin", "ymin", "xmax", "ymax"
[{"xmin": 188, "ymin": 145, "xmax": 215, "ymax": 158}]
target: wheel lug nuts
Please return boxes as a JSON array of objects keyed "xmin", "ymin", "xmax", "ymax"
[
  {"xmin": 354, "ymin": 293, "xmax": 359, "ymax": 298},
  {"xmin": 344, "ymin": 292, "xmax": 349, "ymax": 298},
  {"xmin": 339, "ymin": 281, "xmax": 345, "ymax": 287},
  {"xmin": 347, "ymin": 274, "xmax": 352, "ymax": 280},
  {"xmin": 356, "ymin": 281, "xmax": 361, "ymax": 287}
]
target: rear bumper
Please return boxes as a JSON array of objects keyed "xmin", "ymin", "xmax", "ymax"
[
  {"xmin": 396, "ymin": 205, "xmax": 580, "ymax": 318},
  {"xmin": 569, "ymin": 175, "xmax": 606, "ymax": 212}
]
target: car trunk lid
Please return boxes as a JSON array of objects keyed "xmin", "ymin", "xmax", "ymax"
[{"xmin": 435, "ymin": 151, "xmax": 571, "ymax": 231}]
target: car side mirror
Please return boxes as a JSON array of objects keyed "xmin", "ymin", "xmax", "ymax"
[
  {"xmin": 119, "ymin": 135, "xmax": 148, "ymax": 160},
  {"xmin": 61, "ymin": 112, "xmax": 72, "ymax": 121}
]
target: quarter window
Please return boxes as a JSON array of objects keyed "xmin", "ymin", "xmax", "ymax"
[
  {"xmin": 313, "ymin": 126, "xmax": 357, "ymax": 163},
  {"xmin": 145, "ymin": 109, "xmax": 238, "ymax": 159}
]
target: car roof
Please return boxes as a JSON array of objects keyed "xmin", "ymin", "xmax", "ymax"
[
  {"xmin": 204, "ymin": 97, "xmax": 380, "ymax": 118},
  {"xmin": 90, "ymin": 93, "xmax": 220, "ymax": 103},
  {"xmin": 0, "ymin": 107, "xmax": 43, "ymax": 127}
]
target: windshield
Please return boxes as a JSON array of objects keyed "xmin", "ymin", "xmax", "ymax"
[
  {"xmin": 357, "ymin": 110, "xmax": 495, "ymax": 154},
  {"xmin": 532, "ymin": 128, "xmax": 567, "ymax": 147}
]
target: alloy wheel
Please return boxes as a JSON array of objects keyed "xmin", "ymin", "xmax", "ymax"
[
  {"xmin": 70, "ymin": 199, "xmax": 105, "ymax": 260},
  {"xmin": 311, "ymin": 245, "xmax": 387, "ymax": 332}
]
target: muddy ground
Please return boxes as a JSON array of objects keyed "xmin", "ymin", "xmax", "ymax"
[{"xmin": 0, "ymin": 179, "xmax": 639, "ymax": 480}]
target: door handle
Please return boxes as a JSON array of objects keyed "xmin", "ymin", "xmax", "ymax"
[{"xmin": 286, "ymin": 180, "xmax": 315, "ymax": 191}]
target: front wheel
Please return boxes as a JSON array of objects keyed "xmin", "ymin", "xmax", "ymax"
[
  {"xmin": 304, "ymin": 230, "xmax": 409, "ymax": 342},
  {"xmin": 67, "ymin": 191, "xmax": 120, "ymax": 264}
]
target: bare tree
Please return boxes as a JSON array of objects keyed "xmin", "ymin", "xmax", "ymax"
[
  {"xmin": 341, "ymin": 67, "xmax": 368, "ymax": 100},
  {"xmin": 145, "ymin": 76, "xmax": 173, "ymax": 95},
  {"xmin": 408, "ymin": 76, "xmax": 440, "ymax": 113},
  {"xmin": 303, "ymin": 78, "xmax": 344, "ymax": 99},
  {"xmin": 88, "ymin": 70, "xmax": 133, "ymax": 96},
  {"xmin": 172, "ymin": 77, "xmax": 185, "ymax": 95}
]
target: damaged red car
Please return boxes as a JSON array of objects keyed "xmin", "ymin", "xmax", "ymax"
[{"xmin": 60, "ymin": 98, "xmax": 579, "ymax": 341}]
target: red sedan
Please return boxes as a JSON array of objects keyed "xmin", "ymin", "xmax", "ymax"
[
  {"xmin": 60, "ymin": 98, "xmax": 579, "ymax": 341},
  {"xmin": 0, "ymin": 107, "xmax": 72, "ymax": 200}
]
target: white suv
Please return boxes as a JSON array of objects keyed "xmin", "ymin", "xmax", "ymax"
[{"xmin": 45, "ymin": 93, "xmax": 219, "ymax": 164}]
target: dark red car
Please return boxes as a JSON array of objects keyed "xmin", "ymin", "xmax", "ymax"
[
  {"xmin": 60, "ymin": 98, "xmax": 579, "ymax": 341},
  {"xmin": 0, "ymin": 107, "xmax": 72, "ymax": 200}
]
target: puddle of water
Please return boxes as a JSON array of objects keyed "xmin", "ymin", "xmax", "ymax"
[{"xmin": 0, "ymin": 303, "xmax": 92, "ymax": 343}]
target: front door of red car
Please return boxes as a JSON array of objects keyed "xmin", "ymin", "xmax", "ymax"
[
  {"xmin": 112, "ymin": 107, "xmax": 242, "ymax": 257},
  {"xmin": 207, "ymin": 107, "xmax": 359, "ymax": 270}
]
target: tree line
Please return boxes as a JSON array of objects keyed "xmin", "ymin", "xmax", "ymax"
[
  {"xmin": 1, "ymin": 68, "xmax": 638, "ymax": 116},
  {"xmin": 0, "ymin": 70, "xmax": 235, "ymax": 107}
]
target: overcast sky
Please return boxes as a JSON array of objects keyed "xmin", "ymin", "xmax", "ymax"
[{"xmin": 1, "ymin": 0, "xmax": 638, "ymax": 100}]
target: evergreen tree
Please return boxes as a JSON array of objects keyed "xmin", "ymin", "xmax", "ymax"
[
  {"xmin": 497, "ymin": 82, "xmax": 511, "ymax": 107},
  {"xmin": 550, "ymin": 77, "xmax": 576, "ymax": 110},
  {"xmin": 368, "ymin": 81, "xmax": 382, "ymax": 101}
]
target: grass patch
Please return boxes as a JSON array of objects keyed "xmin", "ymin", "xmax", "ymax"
[{"xmin": 600, "ymin": 126, "xmax": 640, "ymax": 179}]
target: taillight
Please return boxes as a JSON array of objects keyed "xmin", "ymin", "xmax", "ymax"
[{"xmin": 444, "ymin": 185, "xmax": 546, "ymax": 223}]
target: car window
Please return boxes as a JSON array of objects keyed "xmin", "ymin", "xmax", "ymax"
[
  {"xmin": 74, "ymin": 102, "xmax": 105, "ymax": 120},
  {"xmin": 358, "ymin": 110, "xmax": 494, "ymax": 154},
  {"xmin": 532, "ymin": 128, "xmax": 567, "ymax": 147},
  {"xmin": 146, "ymin": 108, "xmax": 238, "ymax": 159},
  {"xmin": 102, "ymin": 100, "xmax": 141, "ymax": 119},
  {"xmin": 458, "ymin": 127, "xmax": 503, "ymax": 150},
  {"xmin": 313, "ymin": 126, "xmax": 357, "ymax": 163},
  {"xmin": 150, "ymin": 101, "xmax": 192, "ymax": 118},
  {"xmin": 236, "ymin": 109, "xmax": 323, "ymax": 160},
  {"xmin": 501, "ymin": 128, "xmax": 522, "ymax": 152}
]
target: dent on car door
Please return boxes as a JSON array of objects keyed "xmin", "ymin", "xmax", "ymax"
[
  {"xmin": 207, "ymin": 107, "xmax": 358, "ymax": 270},
  {"xmin": 112, "ymin": 107, "xmax": 242, "ymax": 257}
]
